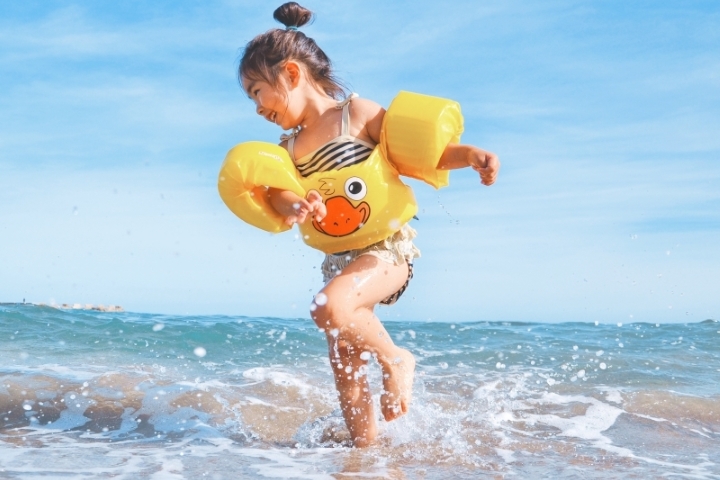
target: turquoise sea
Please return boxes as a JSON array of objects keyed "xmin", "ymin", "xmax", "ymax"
[{"xmin": 1, "ymin": 304, "xmax": 718, "ymax": 479}]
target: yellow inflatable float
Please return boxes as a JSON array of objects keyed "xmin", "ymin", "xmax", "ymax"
[{"xmin": 218, "ymin": 91, "xmax": 463, "ymax": 254}]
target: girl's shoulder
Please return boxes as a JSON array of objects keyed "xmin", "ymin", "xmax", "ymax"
[
  {"xmin": 349, "ymin": 97, "xmax": 385, "ymax": 119},
  {"xmin": 348, "ymin": 97, "xmax": 385, "ymax": 143}
]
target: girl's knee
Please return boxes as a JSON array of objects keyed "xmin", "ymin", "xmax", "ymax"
[{"xmin": 309, "ymin": 293, "xmax": 351, "ymax": 330}]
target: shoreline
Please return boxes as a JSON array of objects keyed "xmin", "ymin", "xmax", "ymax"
[{"xmin": 0, "ymin": 302, "xmax": 124, "ymax": 312}]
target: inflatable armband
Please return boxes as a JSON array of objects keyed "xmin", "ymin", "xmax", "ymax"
[
  {"xmin": 218, "ymin": 142, "xmax": 305, "ymax": 233},
  {"xmin": 381, "ymin": 91, "xmax": 464, "ymax": 189}
]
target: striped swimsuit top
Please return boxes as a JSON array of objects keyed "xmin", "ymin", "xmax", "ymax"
[{"xmin": 285, "ymin": 94, "xmax": 376, "ymax": 177}]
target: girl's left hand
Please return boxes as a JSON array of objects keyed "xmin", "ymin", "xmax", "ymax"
[{"xmin": 285, "ymin": 190, "xmax": 327, "ymax": 226}]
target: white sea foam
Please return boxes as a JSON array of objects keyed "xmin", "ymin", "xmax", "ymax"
[
  {"xmin": 522, "ymin": 392, "xmax": 623, "ymax": 442},
  {"xmin": 238, "ymin": 447, "xmax": 340, "ymax": 479},
  {"xmin": 242, "ymin": 367, "xmax": 314, "ymax": 396}
]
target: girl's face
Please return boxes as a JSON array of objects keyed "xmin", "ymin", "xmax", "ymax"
[{"xmin": 242, "ymin": 73, "xmax": 296, "ymax": 130}]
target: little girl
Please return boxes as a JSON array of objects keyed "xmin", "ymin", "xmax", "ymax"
[{"xmin": 236, "ymin": 2, "xmax": 499, "ymax": 447}]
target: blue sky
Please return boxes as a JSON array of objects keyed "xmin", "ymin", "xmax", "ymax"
[{"xmin": 1, "ymin": 0, "xmax": 718, "ymax": 323}]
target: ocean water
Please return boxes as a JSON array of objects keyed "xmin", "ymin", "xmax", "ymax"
[{"xmin": 0, "ymin": 304, "xmax": 718, "ymax": 479}]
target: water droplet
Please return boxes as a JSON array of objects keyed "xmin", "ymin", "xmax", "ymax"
[
  {"xmin": 573, "ymin": 345, "xmax": 578, "ymax": 351},
  {"xmin": 314, "ymin": 293, "xmax": 328, "ymax": 306},
  {"xmin": 22, "ymin": 404, "xmax": 32, "ymax": 411},
  {"xmin": 596, "ymin": 350, "xmax": 604, "ymax": 357},
  {"xmin": 153, "ymin": 323, "xmax": 165, "ymax": 332},
  {"xmin": 360, "ymin": 351, "xmax": 371, "ymax": 361},
  {"xmin": 577, "ymin": 369, "xmax": 586, "ymax": 378},
  {"xmin": 329, "ymin": 328, "xmax": 339, "ymax": 338},
  {"xmin": 193, "ymin": 347, "xmax": 207, "ymax": 358},
  {"xmin": 600, "ymin": 363, "xmax": 607, "ymax": 370}
]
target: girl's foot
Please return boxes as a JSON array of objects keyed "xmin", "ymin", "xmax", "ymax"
[{"xmin": 380, "ymin": 348, "xmax": 415, "ymax": 421}]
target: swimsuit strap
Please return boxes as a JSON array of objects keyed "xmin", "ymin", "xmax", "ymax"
[
  {"xmin": 281, "ymin": 93, "xmax": 359, "ymax": 161},
  {"xmin": 337, "ymin": 93, "xmax": 358, "ymax": 136},
  {"xmin": 286, "ymin": 133, "xmax": 297, "ymax": 161},
  {"xmin": 335, "ymin": 92, "xmax": 358, "ymax": 109},
  {"xmin": 280, "ymin": 127, "xmax": 300, "ymax": 161}
]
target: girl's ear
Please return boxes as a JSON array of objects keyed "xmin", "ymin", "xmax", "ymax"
[{"xmin": 283, "ymin": 61, "xmax": 302, "ymax": 87}]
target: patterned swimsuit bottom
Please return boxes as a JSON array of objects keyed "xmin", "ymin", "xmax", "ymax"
[{"xmin": 320, "ymin": 223, "xmax": 421, "ymax": 305}]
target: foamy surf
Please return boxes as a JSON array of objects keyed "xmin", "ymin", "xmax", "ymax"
[{"xmin": 1, "ymin": 304, "xmax": 718, "ymax": 478}]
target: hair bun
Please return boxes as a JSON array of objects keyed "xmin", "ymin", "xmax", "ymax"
[{"xmin": 273, "ymin": 2, "xmax": 313, "ymax": 28}]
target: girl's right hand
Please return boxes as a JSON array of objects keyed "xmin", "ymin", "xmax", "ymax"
[
  {"xmin": 284, "ymin": 190, "xmax": 326, "ymax": 226},
  {"xmin": 469, "ymin": 149, "xmax": 500, "ymax": 186}
]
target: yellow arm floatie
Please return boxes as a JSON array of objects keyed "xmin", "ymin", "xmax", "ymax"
[
  {"xmin": 218, "ymin": 141, "xmax": 305, "ymax": 233},
  {"xmin": 381, "ymin": 91, "xmax": 464, "ymax": 189}
]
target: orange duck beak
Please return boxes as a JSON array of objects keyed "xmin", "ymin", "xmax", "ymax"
[{"xmin": 312, "ymin": 196, "xmax": 370, "ymax": 237}]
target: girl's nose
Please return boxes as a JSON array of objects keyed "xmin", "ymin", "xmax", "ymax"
[{"xmin": 255, "ymin": 104, "xmax": 264, "ymax": 116}]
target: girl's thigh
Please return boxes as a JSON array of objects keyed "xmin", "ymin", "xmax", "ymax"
[{"xmin": 320, "ymin": 254, "xmax": 409, "ymax": 310}]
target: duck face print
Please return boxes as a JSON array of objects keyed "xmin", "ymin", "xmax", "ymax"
[{"xmin": 312, "ymin": 176, "xmax": 371, "ymax": 237}]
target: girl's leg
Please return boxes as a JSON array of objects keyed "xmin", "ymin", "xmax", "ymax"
[
  {"xmin": 328, "ymin": 338, "xmax": 376, "ymax": 447},
  {"xmin": 311, "ymin": 254, "xmax": 416, "ymax": 445}
]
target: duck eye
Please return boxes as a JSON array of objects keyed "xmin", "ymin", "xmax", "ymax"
[{"xmin": 344, "ymin": 177, "xmax": 367, "ymax": 201}]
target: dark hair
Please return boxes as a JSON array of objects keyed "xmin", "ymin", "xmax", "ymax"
[{"xmin": 239, "ymin": 2, "xmax": 346, "ymax": 99}]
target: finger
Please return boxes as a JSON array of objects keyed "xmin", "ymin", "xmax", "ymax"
[
  {"xmin": 306, "ymin": 190, "xmax": 323, "ymax": 202},
  {"xmin": 313, "ymin": 202, "xmax": 327, "ymax": 218},
  {"xmin": 295, "ymin": 211, "xmax": 308, "ymax": 224},
  {"xmin": 294, "ymin": 200, "xmax": 311, "ymax": 214}
]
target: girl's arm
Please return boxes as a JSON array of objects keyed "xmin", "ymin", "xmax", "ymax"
[
  {"xmin": 354, "ymin": 98, "xmax": 385, "ymax": 144},
  {"xmin": 438, "ymin": 144, "xmax": 500, "ymax": 186},
  {"xmin": 356, "ymin": 98, "xmax": 499, "ymax": 186},
  {"xmin": 267, "ymin": 187, "xmax": 326, "ymax": 226}
]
